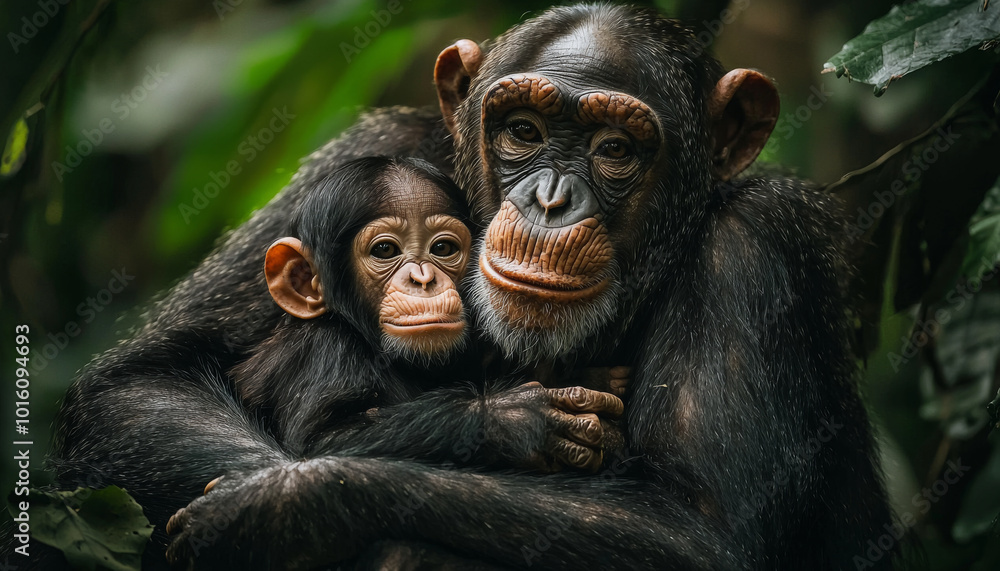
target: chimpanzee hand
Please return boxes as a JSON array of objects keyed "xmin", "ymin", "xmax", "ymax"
[
  {"xmin": 481, "ymin": 382, "xmax": 623, "ymax": 473},
  {"xmin": 165, "ymin": 461, "xmax": 363, "ymax": 570}
]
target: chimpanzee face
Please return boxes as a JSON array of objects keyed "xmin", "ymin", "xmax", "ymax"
[
  {"xmin": 435, "ymin": 13, "xmax": 778, "ymax": 361},
  {"xmin": 350, "ymin": 177, "xmax": 472, "ymax": 360},
  {"xmin": 265, "ymin": 169, "xmax": 473, "ymax": 364},
  {"xmin": 476, "ymin": 72, "xmax": 662, "ymax": 330}
]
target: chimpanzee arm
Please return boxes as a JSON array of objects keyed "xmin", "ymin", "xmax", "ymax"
[
  {"xmin": 165, "ymin": 456, "xmax": 739, "ymax": 571},
  {"xmin": 52, "ymin": 368, "xmax": 290, "ymax": 561},
  {"xmin": 308, "ymin": 381, "xmax": 623, "ymax": 472},
  {"xmin": 624, "ymin": 178, "xmax": 893, "ymax": 569},
  {"xmin": 237, "ymin": 320, "xmax": 625, "ymax": 474}
]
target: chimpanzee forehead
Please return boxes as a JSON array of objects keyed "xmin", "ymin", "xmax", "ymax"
[
  {"xmin": 377, "ymin": 174, "xmax": 459, "ymax": 220},
  {"xmin": 528, "ymin": 21, "xmax": 643, "ymax": 93}
]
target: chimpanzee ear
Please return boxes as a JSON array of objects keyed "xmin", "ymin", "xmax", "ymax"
[
  {"xmin": 435, "ymin": 39, "xmax": 483, "ymax": 138},
  {"xmin": 264, "ymin": 237, "xmax": 327, "ymax": 320},
  {"xmin": 708, "ymin": 69, "xmax": 779, "ymax": 181}
]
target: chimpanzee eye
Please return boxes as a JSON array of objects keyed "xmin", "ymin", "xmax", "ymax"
[
  {"xmin": 370, "ymin": 241, "xmax": 400, "ymax": 259},
  {"xmin": 597, "ymin": 138, "xmax": 633, "ymax": 159},
  {"xmin": 430, "ymin": 239, "xmax": 460, "ymax": 258},
  {"xmin": 507, "ymin": 120, "xmax": 542, "ymax": 143}
]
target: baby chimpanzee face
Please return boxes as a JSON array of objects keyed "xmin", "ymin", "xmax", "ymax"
[
  {"xmin": 264, "ymin": 162, "xmax": 472, "ymax": 363},
  {"xmin": 351, "ymin": 173, "xmax": 472, "ymax": 360}
]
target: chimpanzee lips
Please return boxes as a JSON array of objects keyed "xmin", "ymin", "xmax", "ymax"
[
  {"xmin": 382, "ymin": 314, "xmax": 465, "ymax": 340},
  {"xmin": 380, "ymin": 290, "xmax": 465, "ymax": 334},
  {"xmin": 384, "ymin": 314, "xmax": 463, "ymax": 326},
  {"xmin": 480, "ymin": 254, "xmax": 609, "ymax": 302},
  {"xmin": 481, "ymin": 200, "xmax": 612, "ymax": 302}
]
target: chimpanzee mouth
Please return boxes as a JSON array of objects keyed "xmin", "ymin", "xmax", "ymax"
[
  {"xmin": 382, "ymin": 317, "xmax": 465, "ymax": 336},
  {"xmin": 479, "ymin": 254, "xmax": 608, "ymax": 302}
]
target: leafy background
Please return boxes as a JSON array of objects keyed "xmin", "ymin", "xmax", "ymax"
[{"xmin": 1, "ymin": 0, "xmax": 999, "ymax": 568}]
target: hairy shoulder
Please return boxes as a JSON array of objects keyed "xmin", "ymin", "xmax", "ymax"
[{"xmin": 710, "ymin": 175, "xmax": 848, "ymax": 275}]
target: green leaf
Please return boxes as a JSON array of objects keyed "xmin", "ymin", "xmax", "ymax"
[
  {"xmin": 0, "ymin": 119, "xmax": 29, "ymax": 177},
  {"xmin": 823, "ymin": 0, "xmax": 1000, "ymax": 95},
  {"xmin": 17, "ymin": 486, "xmax": 153, "ymax": 571},
  {"xmin": 960, "ymin": 178, "xmax": 1000, "ymax": 278},
  {"xmin": 963, "ymin": 213, "xmax": 1000, "ymax": 275}
]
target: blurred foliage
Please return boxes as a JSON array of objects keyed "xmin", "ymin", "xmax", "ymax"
[
  {"xmin": 1, "ymin": 0, "xmax": 1000, "ymax": 569},
  {"xmin": 1, "ymin": 118, "xmax": 29, "ymax": 176}
]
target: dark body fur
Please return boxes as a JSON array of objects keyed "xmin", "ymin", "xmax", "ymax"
[{"xmin": 2, "ymin": 5, "xmax": 893, "ymax": 571}]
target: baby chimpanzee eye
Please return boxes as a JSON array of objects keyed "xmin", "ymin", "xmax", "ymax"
[
  {"xmin": 430, "ymin": 240, "xmax": 459, "ymax": 257},
  {"xmin": 370, "ymin": 241, "xmax": 401, "ymax": 259}
]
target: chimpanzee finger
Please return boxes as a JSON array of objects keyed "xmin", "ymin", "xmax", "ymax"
[
  {"xmin": 609, "ymin": 366, "xmax": 630, "ymax": 380},
  {"xmin": 547, "ymin": 386, "xmax": 624, "ymax": 418},
  {"xmin": 608, "ymin": 378, "xmax": 628, "ymax": 397},
  {"xmin": 607, "ymin": 366, "xmax": 630, "ymax": 396},
  {"xmin": 165, "ymin": 508, "xmax": 188, "ymax": 535},
  {"xmin": 546, "ymin": 409, "xmax": 603, "ymax": 446},
  {"xmin": 547, "ymin": 435, "xmax": 603, "ymax": 472}
]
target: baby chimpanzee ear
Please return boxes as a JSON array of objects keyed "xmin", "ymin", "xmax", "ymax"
[{"xmin": 264, "ymin": 237, "xmax": 327, "ymax": 319}]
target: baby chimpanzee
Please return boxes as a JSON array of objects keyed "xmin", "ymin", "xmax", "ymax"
[{"xmin": 231, "ymin": 156, "xmax": 623, "ymax": 468}]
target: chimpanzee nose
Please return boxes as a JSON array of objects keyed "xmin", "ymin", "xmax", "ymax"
[
  {"xmin": 507, "ymin": 169, "xmax": 599, "ymax": 228},
  {"xmin": 392, "ymin": 262, "xmax": 454, "ymax": 297},
  {"xmin": 408, "ymin": 263, "xmax": 436, "ymax": 289},
  {"xmin": 536, "ymin": 183, "xmax": 568, "ymax": 216}
]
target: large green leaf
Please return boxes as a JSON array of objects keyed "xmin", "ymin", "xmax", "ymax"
[
  {"xmin": 823, "ymin": 0, "xmax": 1000, "ymax": 95},
  {"xmin": 13, "ymin": 486, "xmax": 153, "ymax": 571}
]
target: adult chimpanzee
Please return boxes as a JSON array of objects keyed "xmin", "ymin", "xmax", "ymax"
[
  {"xmin": 4, "ymin": 4, "xmax": 893, "ymax": 571},
  {"xmin": 161, "ymin": 5, "xmax": 892, "ymax": 571}
]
